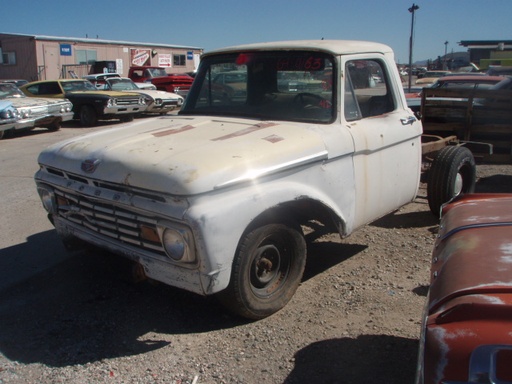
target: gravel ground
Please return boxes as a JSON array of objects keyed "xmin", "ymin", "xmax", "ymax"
[{"xmin": 0, "ymin": 125, "xmax": 511, "ymax": 383}]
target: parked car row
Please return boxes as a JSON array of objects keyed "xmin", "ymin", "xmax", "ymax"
[
  {"xmin": 0, "ymin": 82, "xmax": 73, "ymax": 139},
  {"xmin": 0, "ymin": 73, "xmax": 186, "ymax": 139}
]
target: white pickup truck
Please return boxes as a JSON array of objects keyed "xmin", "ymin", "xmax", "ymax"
[{"xmin": 34, "ymin": 40, "xmax": 475, "ymax": 319}]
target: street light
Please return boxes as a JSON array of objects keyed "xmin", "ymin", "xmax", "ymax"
[{"xmin": 408, "ymin": 3, "xmax": 419, "ymax": 92}]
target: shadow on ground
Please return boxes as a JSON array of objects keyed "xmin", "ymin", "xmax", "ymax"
[{"xmin": 285, "ymin": 335, "xmax": 418, "ymax": 384}]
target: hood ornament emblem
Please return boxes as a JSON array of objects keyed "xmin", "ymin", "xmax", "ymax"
[{"xmin": 81, "ymin": 159, "xmax": 101, "ymax": 173}]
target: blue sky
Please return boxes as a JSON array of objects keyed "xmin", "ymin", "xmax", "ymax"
[{"xmin": 2, "ymin": 0, "xmax": 511, "ymax": 64}]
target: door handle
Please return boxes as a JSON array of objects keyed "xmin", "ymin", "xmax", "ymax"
[{"xmin": 400, "ymin": 116, "xmax": 416, "ymax": 125}]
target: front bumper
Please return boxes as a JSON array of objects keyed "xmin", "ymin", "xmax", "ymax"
[
  {"xmin": 52, "ymin": 215, "xmax": 205, "ymax": 294},
  {"xmin": 103, "ymin": 105, "xmax": 146, "ymax": 115}
]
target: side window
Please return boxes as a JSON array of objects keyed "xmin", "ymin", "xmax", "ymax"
[
  {"xmin": 38, "ymin": 82, "xmax": 61, "ymax": 95},
  {"xmin": 25, "ymin": 84, "xmax": 40, "ymax": 95},
  {"xmin": 344, "ymin": 59, "xmax": 395, "ymax": 120}
]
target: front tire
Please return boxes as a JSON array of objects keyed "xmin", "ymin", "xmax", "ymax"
[
  {"xmin": 217, "ymin": 223, "xmax": 307, "ymax": 320},
  {"xmin": 47, "ymin": 121, "xmax": 61, "ymax": 132},
  {"xmin": 120, "ymin": 115, "xmax": 134, "ymax": 123},
  {"xmin": 427, "ymin": 146, "xmax": 476, "ymax": 216},
  {"xmin": 79, "ymin": 105, "xmax": 98, "ymax": 127}
]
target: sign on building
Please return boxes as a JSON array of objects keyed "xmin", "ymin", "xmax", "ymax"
[
  {"xmin": 60, "ymin": 44, "xmax": 72, "ymax": 56},
  {"xmin": 158, "ymin": 54, "xmax": 172, "ymax": 67},
  {"xmin": 131, "ymin": 49, "xmax": 151, "ymax": 66}
]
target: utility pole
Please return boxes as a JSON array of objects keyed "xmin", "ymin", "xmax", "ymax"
[
  {"xmin": 444, "ymin": 41, "xmax": 448, "ymax": 69},
  {"xmin": 408, "ymin": 3, "xmax": 419, "ymax": 92}
]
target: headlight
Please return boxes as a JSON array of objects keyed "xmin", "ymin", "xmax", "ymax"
[
  {"xmin": 157, "ymin": 224, "xmax": 195, "ymax": 263},
  {"xmin": 0, "ymin": 107, "xmax": 17, "ymax": 119},
  {"xmin": 139, "ymin": 97, "xmax": 146, "ymax": 105},
  {"xmin": 60, "ymin": 103, "xmax": 72, "ymax": 113},
  {"xmin": 107, "ymin": 98, "xmax": 117, "ymax": 107},
  {"xmin": 162, "ymin": 229, "xmax": 185, "ymax": 260},
  {"xmin": 177, "ymin": 98, "xmax": 183, "ymax": 106},
  {"xmin": 154, "ymin": 98, "xmax": 162, "ymax": 106},
  {"xmin": 20, "ymin": 109, "xmax": 31, "ymax": 119},
  {"xmin": 37, "ymin": 186, "xmax": 56, "ymax": 213}
]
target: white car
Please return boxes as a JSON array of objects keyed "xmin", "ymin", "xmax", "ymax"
[
  {"xmin": 0, "ymin": 100, "xmax": 18, "ymax": 139},
  {"xmin": 0, "ymin": 82, "xmax": 73, "ymax": 137}
]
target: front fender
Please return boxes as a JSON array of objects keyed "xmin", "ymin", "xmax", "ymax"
[{"xmin": 187, "ymin": 156, "xmax": 356, "ymax": 294}]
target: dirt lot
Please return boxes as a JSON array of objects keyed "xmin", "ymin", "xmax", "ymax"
[{"xmin": 0, "ymin": 123, "xmax": 511, "ymax": 384}]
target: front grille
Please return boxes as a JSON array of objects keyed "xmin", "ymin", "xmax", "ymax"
[
  {"xmin": 117, "ymin": 97, "xmax": 141, "ymax": 106},
  {"xmin": 55, "ymin": 189, "xmax": 166, "ymax": 256}
]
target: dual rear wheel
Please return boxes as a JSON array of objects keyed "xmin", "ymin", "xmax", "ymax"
[{"xmin": 427, "ymin": 146, "xmax": 476, "ymax": 216}]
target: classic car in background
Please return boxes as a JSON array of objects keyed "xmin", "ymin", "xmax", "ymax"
[
  {"xmin": 0, "ymin": 82, "xmax": 73, "ymax": 139},
  {"xmin": 416, "ymin": 70, "xmax": 452, "ymax": 86},
  {"xmin": 92, "ymin": 77, "xmax": 183, "ymax": 114},
  {"xmin": 20, "ymin": 79, "xmax": 147, "ymax": 127},
  {"xmin": 128, "ymin": 66, "xmax": 194, "ymax": 97},
  {"xmin": 84, "ymin": 73, "xmax": 157, "ymax": 90},
  {"xmin": 416, "ymin": 193, "xmax": 512, "ymax": 384},
  {"xmin": 0, "ymin": 79, "xmax": 29, "ymax": 87},
  {"xmin": 429, "ymin": 75, "xmax": 504, "ymax": 90},
  {"xmin": 0, "ymin": 100, "xmax": 18, "ymax": 139}
]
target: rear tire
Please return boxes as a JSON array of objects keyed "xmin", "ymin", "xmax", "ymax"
[
  {"xmin": 216, "ymin": 223, "xmax": 307, "ymax": 320},
  {"xmin": 427, "ymin": 146, "xmax": 476, "ymax": 217}
]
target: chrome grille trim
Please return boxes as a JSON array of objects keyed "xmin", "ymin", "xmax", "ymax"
[
  {"xmin": 117, "ymin": 97, "xmax": 141, "ymax": 105},
  {"xmin": 55, "ymin": 189, "xmax": 166, "ymax": 256},
  {"xmin": 44, "ymin": 166, "xmax": 167, "ymax": 202}
]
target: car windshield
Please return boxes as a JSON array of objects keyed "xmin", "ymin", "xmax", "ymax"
[
  {"xmin": 0, "ymin": 83, "xmax": 26, "ymax": 99},
  {"xmin": 147, "ymin": 68, "xmax": 168, "ymax": 77},
  {"xmin": 180, "ymin": 51, "xmax": 335, "ymax": 123},
  {"xmin": 62, "ymin": 81, "xmax": 97, "ymax": 92},
  {"xmin": 107, "ymin": 79, "xmax": 140, "ymax": 91}
]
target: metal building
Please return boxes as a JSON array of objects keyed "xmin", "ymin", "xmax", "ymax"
[{"xmin": 0, "ymin": 32, "xmax": 203, "ymax": 81}]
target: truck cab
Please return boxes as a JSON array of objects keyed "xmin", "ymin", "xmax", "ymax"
[{"xmin": 128, "ymin": 66, "xmax": 193, "ymax": 98}]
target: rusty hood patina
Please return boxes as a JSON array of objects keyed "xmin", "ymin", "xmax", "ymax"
[
  {"xmin": 37, "ymin": 115, "xmax": 353, "ymax": 196},
  {"xmin": 420, "ymin": 193, "xmax": 512, "ymax": 384},
  {"xmin": 428, "ymin": 193, "xmax": 512, "ymax": 314}
]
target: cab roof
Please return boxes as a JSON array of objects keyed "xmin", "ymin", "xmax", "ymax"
[{"xmin": 203, "ymin": 40, "xmax": 394, "ymax": 58}]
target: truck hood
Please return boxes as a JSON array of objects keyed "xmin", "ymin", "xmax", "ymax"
[
  {"xmin": 38, "ymin": 116, "xmax": 337, "ymax": 195},
  {"xmin": 428, "ymin": 194, "xmax": 512, "ymax": 313}
]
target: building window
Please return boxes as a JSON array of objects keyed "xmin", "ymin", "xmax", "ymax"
[
  {"xmin": 76, "ymin": 49, "xmax": 97, "ymax": 65},
  {"xmin": 173, "ymin": 54, "xmax": 186, "ymax": 66},
  {"xmin": 1, "ymin": 51, "xmax": 16, "ymax": 65}
]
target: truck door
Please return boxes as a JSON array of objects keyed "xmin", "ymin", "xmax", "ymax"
[{"xmin": 343, "ymin": 58, "xmax": 422, "ymax": 227}]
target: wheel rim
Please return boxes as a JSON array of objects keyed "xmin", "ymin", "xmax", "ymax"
[
  {"xmin": 81, "ymin": 109, "xmax": 91, "ymax": 125},
  {"xmin": 250, "ymin": 239, "xmax": 290, "ymax": 298},
  {"xmin": 453, "ymin": 172, "xmax": 463, "ymax": 196}
]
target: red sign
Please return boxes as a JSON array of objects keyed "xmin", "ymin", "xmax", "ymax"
[{"xmin": 131, "ymin": 49, "xmax": 151, "ymax": 66}]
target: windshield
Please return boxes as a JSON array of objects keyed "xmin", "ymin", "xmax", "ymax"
[
  {"xmin": 0, "ymin": 83, "xmax": 26, "ymax": 99},
  {"xmin": 107, "ymin": 78, "xmax": 140, "ymax": 91},
  {"xmin": 148, "ymin": 68, "xmax": 168, "ymax": 77},
  {"xmin": 180, "ymin": 51, "xmax": 335, "ymax": 123},
  {"xmin": 62, "ymin": 81, "xmax": 97, "ymax": 92}
]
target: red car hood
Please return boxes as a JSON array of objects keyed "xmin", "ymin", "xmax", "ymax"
[{"xmin": 428, "ymin": 194, "xmax": 512, "ymax": 314}]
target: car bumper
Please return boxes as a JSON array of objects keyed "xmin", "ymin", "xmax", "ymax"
[{"xmin": 103, "ymin": 105, "xmax": 146, "ymax": 115}]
